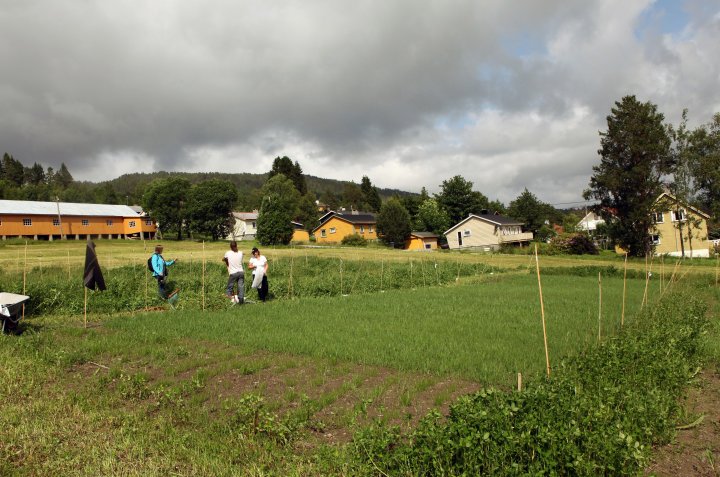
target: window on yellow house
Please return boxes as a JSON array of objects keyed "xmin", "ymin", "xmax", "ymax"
[
  {"xmin": 23, "ymin": 218, "xmax": 32, "ymax": 226},
  {"xmin": 330, "ymin": 227, "xmax": 336, "ymax": 234}
]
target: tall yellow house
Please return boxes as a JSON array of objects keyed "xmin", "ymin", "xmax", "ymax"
[
  {"xmin": 311, "ymin": 211, "xmax": 377, "ymax": 243},
  {"xmin": 651, "ymin": 193, "xmax": 711, "ymax": 257}
]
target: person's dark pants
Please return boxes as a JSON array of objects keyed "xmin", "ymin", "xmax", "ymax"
[
  {"xmin": 258, "ymin": 276, "xmax": 268, "ymax": 301},
  {"xmin": 156, "ymin": 275, "xmax": 167, "ymax": 299},
  {"xmin": 226, "ymin": 271, "xmax": 245, "ymax": 302}
]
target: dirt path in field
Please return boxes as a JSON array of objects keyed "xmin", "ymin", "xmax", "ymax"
[{"xmin": 646, "ymin": 368, "xmax": 720, "ymax": 476}]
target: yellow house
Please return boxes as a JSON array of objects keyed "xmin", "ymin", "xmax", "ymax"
[
  {"xmin": 651, "ymin": 193, "xmax": 711, "ymax": 257},
  {"xmin": 404, "ymin": 232, "xmax": 438, "ymax": 250},
  {"xmin": 0, "ymin": 199, "xmax": 157, "ymax": 240},
  {"xmin": 291, "ymin": 222, "xmax": 310, "ymax": 242},
  {"xmin": 311, "ymin": 211, "xmax": 377, "ymax": 243}
]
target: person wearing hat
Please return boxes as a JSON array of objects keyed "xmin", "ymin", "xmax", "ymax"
[
  {"xmin": 248, "ymin": 247, "xmax": 269, "ymax": 302},
  {"xmin": 150, "ymin": 244, "xmax": 177, "ymax": 299}
]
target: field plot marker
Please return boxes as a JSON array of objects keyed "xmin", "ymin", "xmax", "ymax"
[
  {"xmin": 598, "ymin": 272, "xmax": 602, "ymax": 342},
  {"xmin": 202, "ymin": 241, "xmax": 206, "ymax": 311},
  {"xmin": 517, "ymin": 372, "xmax": 522, "ymax": 392},
  {"xmin": 622, "ymin": 253, "xmax": 627, "ymax": 327},
  {"xmin": 534, "ymin": 244, "xmax": 551, "ymax": 377}
]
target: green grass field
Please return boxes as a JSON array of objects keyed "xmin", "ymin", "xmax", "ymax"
[{"xmin": 0, "ymin": 241, "xmax": 717, "ymax": 475}]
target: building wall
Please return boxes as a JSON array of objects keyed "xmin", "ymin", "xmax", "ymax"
[
  {"xmin": 405, "ymin": 237, "xmax": 438, "ymax": 250},
  {"xmin": 314, "ymin": 217, "xmax": 377, "ymax": 243},
  {"xmin": 446, "ymin": 218, "xmax": 499, "ymax": 250},
  {"xmin": 292, "ymin": 229, "xmax": 310, "ymax": 242},
  {"xmin": 653, "ymin": 208, "xmax": 710, "ymax": 257},
  {"xmin": 0, "ymin": 213, "xmax": 155, "ymax": 239}
]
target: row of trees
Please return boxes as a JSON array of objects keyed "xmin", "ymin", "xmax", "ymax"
[{"xmin": 585, "ymin": 96, "xmax": 720, "ymax": 257}]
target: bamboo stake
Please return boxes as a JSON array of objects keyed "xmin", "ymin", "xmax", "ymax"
[
  {"xmin": 435, "ymin": 261, "xmax": 440, "ymax": 286},
  {"xmin": 534, "ymin": 244, "xmax": 551, "ymax": 377},
  {"xmin": 289, "ymin": 251, "xmax": 294, "ymax": 299},
  {"xmin": 380, "ymin": 259, "xmax": 384, "ymax": 292},
  {"xmin": 641, "ymin": 254, "xmax": 649, "ymax": 310},
  {"xmin": 621, "ymin": 253, "xmax": 627, "ymax": 327},
  {"xmin": 598, "ymin": 272, "xmax": 602, "ymax": 342},
  {"xmin": 202, "ymin": 241, "xmax": 206, "ymax": 311},
  {"xmin": 517, "ymin": 372, "xmax": 522, "ymax": 392},
  {"xmin": 23, "ymin": 240, "xmax": 27, "ymax": 294},
  {"xmin": 456, "ymin": 258, "xmax": 460, "ymax": 282}
]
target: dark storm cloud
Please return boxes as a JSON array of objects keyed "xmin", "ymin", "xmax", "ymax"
[{"xmin": 1, "ymin": 0, "xmax": 719, "ymax": 203}]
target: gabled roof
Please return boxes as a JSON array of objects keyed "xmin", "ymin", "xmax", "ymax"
[
  {"xmin": 655, "ymin": 192, "xmax": 711, "ymax": 219},
  {"xmin": 0, "ymin": 199, "xmax": 142, "ymax": 217},
  {"xmin": 312, "ymin": 211, "xmax": 376, "ymax": 233},
  {"xmin": 444, "ymin": 213, "xmax": 523, "ymax": 235},
  {"xmin": 410, "ymin": 231, "xmax": 438, "ymax": 239},
  {"xmin": 233, "ymin": 211, "xmax": 258, "ymax": 220}
]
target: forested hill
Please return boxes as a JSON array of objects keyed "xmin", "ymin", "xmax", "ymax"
[{"xmin": 105, "ymin": 171, "xmax": 416, "ymax": 208}]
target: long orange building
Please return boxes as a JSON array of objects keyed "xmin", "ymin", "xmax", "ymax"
[{"xmin": 0, "ymin": 200, "xmax": 157, "ymax": 240}]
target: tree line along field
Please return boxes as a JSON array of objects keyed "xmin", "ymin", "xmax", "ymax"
[{"xmin": 1, "ymin": 240, "xmax": 718, "ymax": 475}]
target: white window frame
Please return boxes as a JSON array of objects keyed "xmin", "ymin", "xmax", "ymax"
[
  {"xmin": 652, "ymin": 212, "xmax": 664, "ymax": 223},
  {"xmin": 671, "ymin": 209, "xmax": 686, "ymax": 222},
  {"xmin": 52, "ymin": 218, "xmax": 60, "ymax": 226},
  {"xmin": 82, "ymin": 219, "xmax": 90, "ymax": 226},
  {"xmin": 330, "ymin": 227, "xmax": 336, "ymax": 234},
  {"xmin": 651, "ymin": 234, "xmax": 661, "ymax": 245},
  {"xmin": 360, "ymin": 225, "xmax": 365, "ymax": 234},
  {"xmin": 129, "ymin": 220, "xmax": 136, "ymax": 228},
  {"xmin": 23, "ymin": 218, "xmax": 32, "ymax": 226},
  {"xmin": 106, "ymin": 220, "xmax": 113, "ymax": 226},
  {"xmin": 321, "ymin": 229, "xmax": 326, "ymax": 238},
  {"xmin": 463, "ymin": 229, "xmax": 471, "ymax": 237},
  {"xmin": 145, "ymin": 219, "xmax": 153, "ymax": 226}
]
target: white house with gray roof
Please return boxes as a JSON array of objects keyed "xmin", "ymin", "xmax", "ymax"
[{"xmin": 444, "ymin": 213, "xmax": 533, "ymax": 251}]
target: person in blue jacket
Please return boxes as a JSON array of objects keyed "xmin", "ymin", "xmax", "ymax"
[{"xmin": 150, "ymin": 244, "xmax": 177, "ymax": 299}]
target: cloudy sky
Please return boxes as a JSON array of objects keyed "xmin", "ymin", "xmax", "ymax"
[{"xmin": 2, "ymin": 0, "xmax": 719, "ymax": 205}]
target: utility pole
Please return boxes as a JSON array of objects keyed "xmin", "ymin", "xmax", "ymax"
[{"xmin": 56, "ymin": 197, "xmax": 66, "ymax": 240}]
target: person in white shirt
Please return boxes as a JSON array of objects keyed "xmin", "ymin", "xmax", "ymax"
[
  {"xmin": 222, "ymin": 241, "xmax": 244, "ymax": 304},
  {"xmin": 248, "ymin": 247, "xmax": 269, "ymax": 302}
]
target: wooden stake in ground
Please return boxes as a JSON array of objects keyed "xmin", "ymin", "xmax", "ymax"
[
  {"xmin": 621, "ymin": 252, "xmax": 628, "ymax": 327},
  {"xmin": 517, "ymin": 372, "xmax": 522, "ymax": 392},
  {"xmin": 598, "ymin": 271, "xmax": 602, "ymax": 342},
  {"xmin": 534, "ymin": 244, "xmax": 551, "ymax": 377},
  {"xmin": 380, "ymin": 259, "xmax": 384, "ymax": 292},
  {"xmin": 23, "ymin": 240, "xmax": 27, "ymax": 294},
  {"xmin": 202, "ymin": 241, "xmax": 206, "ymax": 311},
  {"xmin": 641, "ymin": 253, "xmax": 654, "ymax": 309}
]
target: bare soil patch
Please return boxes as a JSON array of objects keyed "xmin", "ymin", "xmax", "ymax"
[{"xmin": 646, "ymin": 367, "xmax": 720, "ymax": 476}]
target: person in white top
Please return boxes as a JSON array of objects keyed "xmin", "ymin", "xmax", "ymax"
[
  {"xmin": 222, "ymin": 241, "xmax": 244, "ymax": 304},
  {"xmin": 248, "ymin": 247, "xmax": 269, "ymax": 302}
]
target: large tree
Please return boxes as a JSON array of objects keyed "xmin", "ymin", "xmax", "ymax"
[
  {"xmin": 507, "ymin": 188, "xmax": 554, "ymax": 235},
  {"xmin": 360, "ymin": 175, "xmax": 382, "ymax": 212},
  {"xmin": 2, "ymin": 153, "xmax": 25, "ymax": 186},
  {"xmin": 186, "ymin": 179, "xmax": 239, "ymax": 240},
  {"xmin": 689, "ymin": 112, "xmax": 720, "ymax": 237},
  {"xmin": 435, "ymin": 175, "xmax": 489, "ymax": 224},
  {"xmin": 268, "ymin": 156, "xmax": 306, "ymax": 195},
  {"xmin": 376, "ymin": 197, "xmax": 411, "ymax": 248},
  {"xmin": 415, "ymin": 198, "xmax": 450, "ymax": 236},
  {"xmin": 142, "ymin": 177, "xmax": 191, "ymax": 240},
  {"xmin": 256, "ymin": 174, "xmax": 299, "ymax": 245},
  {"xmin": 584, "ymin": 95, "xmax": 672, "ymax": 257}
]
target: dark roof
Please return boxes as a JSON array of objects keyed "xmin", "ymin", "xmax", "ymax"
[
  {"xmin": 477, "ymin": 214, "xmax": 523, "ymax": 226},
  {"xmin": 410, "ymin": 231, "xmax": 438, "ymax": 238},
  {"xmin": 318, "ymin": 210, "xmax": 376, "ymax": 225}
]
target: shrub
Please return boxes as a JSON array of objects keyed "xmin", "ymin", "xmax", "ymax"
[
  {"xmin": 549, "ymin": 232, "xmax": 599, "ymax": 255},
  {"xmin": 341, "ymin": 234, "xmax": 368, "ymax": 247}
]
